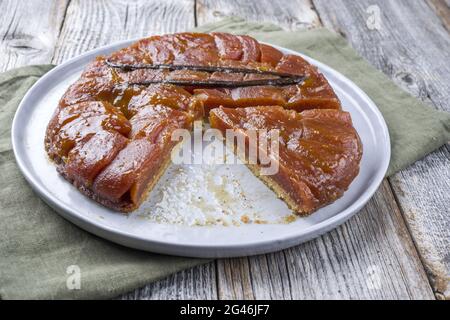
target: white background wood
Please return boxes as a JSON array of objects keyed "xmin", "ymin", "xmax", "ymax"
[
  {"xmin": 0, "ymin": 0, "xmax": 69, "ymax": 71},
  {"xmin": 427, "ymin": 0, "xmax": 450, "ymax": 31},
  {"xmin": 215, "ymin": 182, "xmax": 434, "ymax": 300},
  {"xmin": 196, "ymin": 0, "xmax": 321, "ymax": 30},
  {"xmin": 52, "ymin": 0, "xmax": 196, "ymax": 64},
  {"xmin": 1, "ymin": 0, "xmax": 448, "ymax": 300},
  {"xmin": 312, "ymin": 0, "xmax": 450, "ymax": 299}
]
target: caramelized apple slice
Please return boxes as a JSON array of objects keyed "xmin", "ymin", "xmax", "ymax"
[
  {"xmin": 46, "ymin": 101, "xmax": 130, "ymax": 160},
  {"xmin": 92, "ymin": 138, "xmax": 160, "ymax": 203},
  {"xmin": 127, "ymin": 84, "xmax": 203, "ymax": 119},
  {"xmin": 64, "ymin": 130, "xmax": 128, "ymax": 186},
  {"xmin": 260, "ymin": 44, "xmax": 283, "ymax": 67},
  {"xmin": 92, "ymin": 105, "xmax": 192, "ymax": 207},
  {"xmin": 212, "ymin": 32, "xmax": 243, "ymax": 60},
  {"xmin": 59, "ymin": 58, "xmax": 117, "ymax": 107},
  {"xmin": 173, "ymin": 33, "xmax": 219, "ymax": 65},
  {"xmin": 209, "ymin": 106, "xmax": 362, "ymax": 215},
  {"xmin": 237, "ymin": 35, "xmax": 261, "ymax": 63}
]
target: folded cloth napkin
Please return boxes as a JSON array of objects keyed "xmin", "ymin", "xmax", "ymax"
[{"xmin": 1, "ymin": 18, "xmax": 449, "ymax": 299}]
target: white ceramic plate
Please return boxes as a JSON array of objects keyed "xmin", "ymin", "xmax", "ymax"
[{"xmin": 11, "ymin": 39, "xmax": 390, "ymax": 258}]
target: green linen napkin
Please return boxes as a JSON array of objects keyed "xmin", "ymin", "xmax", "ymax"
[{"xmin": 1, "ymin": 18, "xmax": 449, "ymax": 300}]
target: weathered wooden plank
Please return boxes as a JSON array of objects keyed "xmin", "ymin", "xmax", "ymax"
[
  {"xmin": 0, "ymin": 0, "xmax": 69, "ymax": 71},
  {"xmin": 217, "ymin": 182, "xmax": 434, "ymax": 300},
  {"xmin": 52, "ymin": 0, "xmax": 218, "ymax": 300},
  {"xmin": 313, "ymin": 0, "xmax": 450, "ymax": 299},
  {"xmin": 217, "ymin": 258, "xmax": 256, "ymax": 299},
  {"xmin": 427, "ymin": 0, "xmax": 450, "ymax": 32},
  {"xmin": 53, "ymin": 0, "xmax": 196, "ymax": 64},
  {"xmin": 120, "ymin": 262, "xmax": 217, "ymax": 300},
  {"xmin": 196, "ymin": 0, "xmax": 321, "ymax": 30},
  {"xmin": 217, "ymin": 253, "xmax": 293, "ymax": 299}
]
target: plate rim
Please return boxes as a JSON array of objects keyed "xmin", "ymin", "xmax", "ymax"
[{"xmin": 11, "ymin": 38, "xmax": 391, "ymax": 258}]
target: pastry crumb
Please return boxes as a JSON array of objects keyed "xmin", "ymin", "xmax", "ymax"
[
  {"xmin": 240, "ymin": 215, "xmax": 250, "ymax": 224},
  {"xmin": 135, "ymin": 162, "xmax": 294, "ymax": 226},
  {"xmin": 255, "ymin": 219, "xmax": 268, "ymax": 224},
  {"xmin": 283, "ymin": 214, "xmax": 298, "ymax": 224}
]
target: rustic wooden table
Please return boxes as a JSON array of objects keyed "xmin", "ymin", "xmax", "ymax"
[{"xmin": 2, "ymin": 0, "xmax": 448, "ymax": 300}]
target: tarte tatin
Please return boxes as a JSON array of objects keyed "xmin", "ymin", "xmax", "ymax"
[{"xmin": 45, "ymin": 32, "xmax": 362, "ymax": 215}]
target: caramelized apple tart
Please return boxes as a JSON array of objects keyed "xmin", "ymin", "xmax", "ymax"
[{"xmin": 45, "ymin": 32, "xmax": 362, "ymax": 214}]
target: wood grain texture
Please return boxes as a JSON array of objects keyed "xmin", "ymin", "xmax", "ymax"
[
  {"xmin": 196, "ymin": 0, "xmax": 321, "ymax": 30},
  {"xmin": 52, "ymin": 0, "xmax": 196, "ymax": 64},
  {"xmin": 313, "ymin": 0, "xmax": 450, "ymax": 299},
  {"xmin": 427, "ymin": 0, "xmax": 450, "ymax": 32},
  {"xmin": 120, "ymin": 262, "xmax": 217, "ymax": 300},
  {"xmin": 217, "ymin": 182, "xmax": 435, "ymax": 300},
  {"xmin": 0, "ymin": 0, "xmax": 69, "ymax": 71}
]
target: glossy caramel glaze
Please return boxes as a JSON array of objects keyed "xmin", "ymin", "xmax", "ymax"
[
  {"xmin": 210, "ymin": 106, "xmax": 362, "ymax": 214},
  {"xmin": 45, "ymin": 32, "xmax": 358, "ymax": 213}
]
